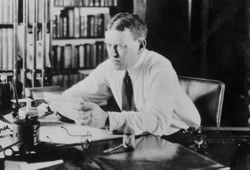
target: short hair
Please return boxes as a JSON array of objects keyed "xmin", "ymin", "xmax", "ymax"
[{"xmin": 107, "ymin": 13, "xmax": 148, "ymax": 40}]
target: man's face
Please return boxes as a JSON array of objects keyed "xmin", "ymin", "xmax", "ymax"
[{"xmin": 105, "ymin": 29, "xmax": 140, "ymax": 70}]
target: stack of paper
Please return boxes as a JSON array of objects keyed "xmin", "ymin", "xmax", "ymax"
[{"xmin": 43, "ymin": 92, "xmax": 82, "ymax": 122}]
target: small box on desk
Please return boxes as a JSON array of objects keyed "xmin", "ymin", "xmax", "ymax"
[{"xmin": 25, "ymin": 86, "xmax": 64, "ymax": 100}]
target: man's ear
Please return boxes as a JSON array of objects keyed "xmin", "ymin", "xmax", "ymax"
[{"xmin": 138, "ymin": 39, "xmax": 146, "ymax": 51}]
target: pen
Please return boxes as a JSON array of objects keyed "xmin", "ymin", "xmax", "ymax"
[{"xmin": 103, "ymin": 144, "xmax": 123, "ymax": 154}]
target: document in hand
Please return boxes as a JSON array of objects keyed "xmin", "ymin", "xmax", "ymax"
[{"xmin": 44, "ymin": 92, "xmax": 82, "ymax": 123}]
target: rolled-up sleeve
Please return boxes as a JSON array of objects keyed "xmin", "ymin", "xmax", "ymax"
[{"xmin": 63, "ymin": 63, "xmax": 112, "ymax": 105}]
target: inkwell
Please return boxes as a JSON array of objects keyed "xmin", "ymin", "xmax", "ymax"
[{"xmin": 12, "ymin": 103, "xmax": 40, "ymax": 154}]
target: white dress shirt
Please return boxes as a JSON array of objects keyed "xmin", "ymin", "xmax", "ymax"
[{"xmin": 63, "ymin": 49, "xmax": 201, "ymax": 136}]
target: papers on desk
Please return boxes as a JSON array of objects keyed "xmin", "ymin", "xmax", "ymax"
[
  {"xmin": 43, "ymin": 92, "xmax": 82, "ymax": 123},
  {"xmin": 39, "ymin": 123, "xmax": 122, "ymax": 145},
  {"xmin": 0, "ymin": 137, "xmax": 13, "ymax": 159},
  {"xmin": 0, "ymin": 120, "xmax": 12, "ymax": 137},
  {"xmin": 5, "ymin": 159, "xmax": 63, "ymax": 170},
  {"xmin": 25, "ymin": 85, "xmax": 64, "ymax": 100}
]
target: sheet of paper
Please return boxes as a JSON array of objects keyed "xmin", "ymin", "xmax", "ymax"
[
  {"xmin": 0, "ymin": 120, "xmax": 12, "ymax": 137},
  {"xmin": 43, "ymin": 92, "xmax": 83, "ymax": 122},
  {"xmin": 39, "ymin": 123, "xmax": 122, "ymax": 145}
]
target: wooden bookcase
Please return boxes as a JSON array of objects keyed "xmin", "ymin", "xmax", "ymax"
[
  {"xmin": 50, "ymin": 0, "xmax": 118, "ymax": 88},
  {"xmin": 20, "ymin": 0, "xmax": 50, "ymax": 92},
  {"xmin": 0, "ymin": 0, "xmax": 18, "ymax": 83}
]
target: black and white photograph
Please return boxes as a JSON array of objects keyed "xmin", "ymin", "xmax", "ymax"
[{"xmin": 0, "ymin": 0, "xmax": 249, "ymax": 169}]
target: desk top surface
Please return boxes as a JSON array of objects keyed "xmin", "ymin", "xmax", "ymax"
[
  {"xmin": 0, "ymin": 111, "xmax": 227, "ymax": 170},
  {"xmin": 0, "ymin": 133, "xmax": 225, "ymax": 170}
]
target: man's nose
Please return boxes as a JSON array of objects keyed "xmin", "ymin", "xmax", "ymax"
[{"xmin": 111, "ymin": 45, "xmax": 119, "ymax": 58}]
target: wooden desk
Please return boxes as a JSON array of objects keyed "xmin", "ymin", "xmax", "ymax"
[
  {"xmin": 199, "ymin": 127, "xmax": 250, "ymax": 170},
  {"xmin": 0, "ymin": 134, "xmax": 226, "ymax": 170}
]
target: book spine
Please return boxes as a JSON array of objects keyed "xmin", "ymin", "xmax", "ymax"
[
  {"xmin": 91, "ymin": 43, "xmax": 96, "ymax": 67},
  {"xmin": 2, "ymin": 29, "xmax": 8, "ymax": 69},
  {"xmin": 8, "ymin": 29, "xmax": 13, "ymax": 69},
  {"xmin": 74, "ymin": 8, "xmax": 80, "ymax": 38},
  {"xmin": 68, "ymin": 9, "xmax": 74, "ymax": 37},
  {"xmin": 56, "ymin": 45, "xmax": 63, "ymax": 70},
  {"xmin": 84, "ymin": 43, "xmax": 91, "ymax": 68},
  {"xmin": 64, "ymin": 44, "xmax": 72, "ymax": 69},
  {"xmin": 36, "ymin": 40, "xmax": 43, "ymax": 69},
  {"xmin": 0, "ymin": 29, "xmax": 2, "ymax": 69},
  {"xmin": 9, "ymin": 0, "xmax": 13, "ymax": 23},
  {"xmin": 62, "ymin": 16, "xmax": 68, "ymax": 37},
  {"xmin": 79, "ymin": 45, "xmax": 85, "ymax": 68},
  {"xmin": 80, "ymin": 9, "xmax": 87, "ymax": 37}
]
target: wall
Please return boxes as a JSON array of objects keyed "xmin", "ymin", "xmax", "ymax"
[{"xmin": 143, "ymin": 0, "xmax": 249, "ymax": 126}]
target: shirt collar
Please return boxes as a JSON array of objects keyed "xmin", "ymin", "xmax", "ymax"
[{"xmin": 127, "ymin": 49, "xmax": 147, "ymax": 75}]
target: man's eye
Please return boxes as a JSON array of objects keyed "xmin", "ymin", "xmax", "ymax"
[{"xmin": 118, "ymin": 44, "xmax": 126, "ymax": 49}]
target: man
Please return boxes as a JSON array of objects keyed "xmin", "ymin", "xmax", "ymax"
[{"xmin": 63, "ymin": 13, "xmax": 201, "ymax": 140}]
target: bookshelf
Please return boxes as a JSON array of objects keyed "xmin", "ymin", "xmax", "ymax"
[
  {"xmin": 19, "ymin": 0, "xmax": 51, "ymax": 95},
  {"xmin": 0, "ymin": 0, "xmax": 18, "ymax": 84},
  {"xmin": 50, "ymin": 0, "xmax": 119, "ymax": 88}
]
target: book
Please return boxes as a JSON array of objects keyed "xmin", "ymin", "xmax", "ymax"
[
  {"xmin": 36, "ymin": 40, "xmax": 44, "ymax": 69},
  {"xmin": 79, "ymin": 11, "xmax": 87, "ymax": 37},
  {"xmin": 2, "ymin": 29, "xmax": 8, "ymax": 69},
  {"xmin": 79, "ymin": 45, "xmax": 85, "ymax": 67},
  {"xmin": 68, "ymin": 9, "xmax": 74, "ymax": 37},
  {"xmin": 7, "ymin": 29, "xmax": 13, "ymax": 69},
  {"xmin": 72, "ymin": 45, "xmax": 79, "ymax": 68},
  {"xmin": 84, "ymin": 43, "xmax": 91, "ymax": 68},
  {"xmin": 73, "ymin": 8, "xmax": 80, "ymax": 38},
  {"xmin": 64, "ymin": 44, "xmax": 72, "ymax": 69},
  {"xmin": 25, "ymin": 85, "xmax": 64, "ymax": 100},
  {"xmin": 87, "ymin": 15, "xmax": 95, "ymax": 37},
  {"xmin": 0, "ymin": 29, "xmax": 2, "ymax": 69},
  {"xmin": 0, "ymin": 1, "xmax": 3, "ymax": 23}
]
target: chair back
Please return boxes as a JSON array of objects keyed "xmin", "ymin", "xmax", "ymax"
[{"xmin": 178, "ymin": 76, "xmax": 225, "ymax": 127}]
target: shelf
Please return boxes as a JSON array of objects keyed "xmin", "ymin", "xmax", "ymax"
[
  {"xmin": 52, "ymin": 7, "xmax": 110, "ymax": 15},
  {"xmin": 52, "ymin": 38, "xmax": 105, "ymax": 45},
  {"xmin": 53, "ymin": 0, "xmax": 118, "ymax": 8},
  {"xmin": 50, "ymin": 68, "xmax": 94, "ymax": 75},
  {"xmin": 0, "ymin": 70, "xmax": 13, "ymax": 76},
  {"xmin": 0, "ymin": 24, "xmax": 14, "ymax": 28},
  {"xmin": 78, "ymin": 69, "xmax": 94, "ymax": 75},
  {"xmin": 55, "ymin": 6, "xmax": 116, "ymax": 8}
]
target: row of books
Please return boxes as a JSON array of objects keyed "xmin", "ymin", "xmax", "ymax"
[
  {"xmin": 28, "ymin": 0, "xmax": 50, "ymax": 25},
  {"xmin": 17, "ymin": 25, "xmax": 51, "ymax": 70},
  {"xmin": 54, "ymin": 0, "xmax": 118, "ymax": 7},
  {"xmin": 0, "ymin": 0, "xmax": 14, "ymax": 24},
  {"xmin": 0, "ymin": 29, "xmax": 14, "ymax": 70},
  {"xmin": 52, "ymin": 9, "xmax": 106, "ymax": 38},
  {"xmin": 51, "ymin": 72, "xmax": 88, "ymax": 88},
  {"xmin": 51, "ymin": 41, "xmax": 108, "ymax": 70}
]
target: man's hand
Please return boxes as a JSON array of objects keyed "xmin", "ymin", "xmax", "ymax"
[{"xmin": 74, "ymin": 100, "xmax": 108, "ymax": 129}]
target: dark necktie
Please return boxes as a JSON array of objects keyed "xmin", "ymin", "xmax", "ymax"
[{"xmin": 122, "ymin": 71, "xmax": 136, "ymax": 111}]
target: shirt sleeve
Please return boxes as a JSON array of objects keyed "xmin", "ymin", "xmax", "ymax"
[
  {"xmin": 108, "ymin": 67, "xmax": 180, "ymax": 136},
  {"xmin": 63, "ymin": 63, "xmax": 112, "ymax": 105}
]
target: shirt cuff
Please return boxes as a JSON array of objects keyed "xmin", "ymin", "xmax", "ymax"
[{"xmin": 107, "ymin": 111, "xmax": 127, "ymax": 132}]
